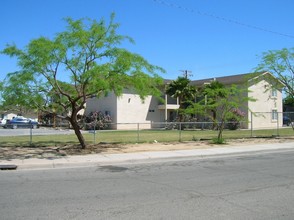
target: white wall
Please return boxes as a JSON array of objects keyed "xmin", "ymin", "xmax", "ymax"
[{"xmin": 85, "ymin": 93, "xmax": 117, "ymax": 123}]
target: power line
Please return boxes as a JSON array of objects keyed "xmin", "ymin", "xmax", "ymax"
[{"xmin": 152, "ymin": 0, "xmax": 294, "ymax": 39}]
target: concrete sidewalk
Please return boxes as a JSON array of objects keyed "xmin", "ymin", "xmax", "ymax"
[{"xmin": 1, "ymin": 142, "xmax": 293, "ymax": 170}]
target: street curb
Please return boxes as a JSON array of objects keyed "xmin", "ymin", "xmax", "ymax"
[{"xmin": 1, "ymin": 142, "xmax": 293, "ymax": 170}]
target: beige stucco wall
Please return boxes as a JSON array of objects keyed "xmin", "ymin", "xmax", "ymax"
[
  {"xmin": 85, "ymin": 91, "xmax": 163, "ymax": 130},
  {"xmin": 116, "ymin": 91, "xmax": 161, "ymax": 129},
  {"xmin": 248, "ymin": 79, "xmax": 283, "ymax": 129}
]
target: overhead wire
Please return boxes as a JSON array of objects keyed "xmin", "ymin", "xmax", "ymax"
[{"xmin": 152, "ymin": 0, "xmax": 294, "ymax": 39}]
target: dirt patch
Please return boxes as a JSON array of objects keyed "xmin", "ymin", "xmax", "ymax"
[{"xmin": 0, "ymin": 137, "xmax": 293, "ymax": 160}]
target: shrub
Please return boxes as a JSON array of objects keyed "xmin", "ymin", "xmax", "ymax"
[
  {"xmin": 84, "ymin": 111, "xmax": 112, "ymax": 130},
  {"xmin": 211, "ymin": 137, "xmax": 226, "ymax": 144},
  {"xmin": 226, "ymin": 108, "xmax": 245, "ymax": 130}
]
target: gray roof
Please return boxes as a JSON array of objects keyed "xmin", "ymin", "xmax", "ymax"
[
  {"xmin": 163, "ymin": 71, "xmax": 284, "ymax": 88},
  {"xmin": 190, "ymin": 72, "xmax": 259, "ymax": 87}
]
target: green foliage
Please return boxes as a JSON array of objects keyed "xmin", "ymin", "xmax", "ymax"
[
  {"xmin": 1, "ymin": 14, "xmax": 164, "ymax": 148},
  {"xmin": 166, "ymin": 77, "xmax": 196, "ymax": 106},
  {"xmin": 284, "ymin": 96, "xmax": 294, "ymax": 106},
  {"xmin": 256, "ymin": 48, "xmax": 294, "ymax": 99},
  {"xmin": 0, "ymin": 80, "xmax": 3, "ymax": 106},
  {"xmin": 186, "ymin": 80, "xmax": 254, "ymax": 143},
  {"xmin": 211, "ymin": 137, "xmax": 226, "ymax": 144},
  {"xmin": 226, "ymin": 108, "xmax": 246, "ymax": 130},
  {"xmin": 165, "ymin": 76, "xmax": 197, "ymax": 121},
  {"xmin": 0, "ymin": 71, "xmax": 41, "ymax": 114}
]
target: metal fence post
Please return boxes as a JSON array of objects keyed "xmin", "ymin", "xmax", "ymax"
[
  {"xmin": 179, "ymin": 122, "xmax": 182, "ymax": 142},
  {"xmin": 250, "ymin": 112, "xmax": 253, "ymax": 137},
  {"xmin": 93, "ymin": 128, "xmax": 96, "ymax": 145},
  {"xmin": 94, "ymin": 121, "xmax": 97, "ymax": 144},
  {"xmin": 30, "ymin": 125, "xmax": 33, "ymax": 146},
  {"xmin": 137, "ymin": 123, "xmax": 140, "ymax": 143},
  {"xmin": 277, "ymin": 112, "xmax": 280, "ymax": 136}
]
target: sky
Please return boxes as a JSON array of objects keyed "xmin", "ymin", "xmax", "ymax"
[{"xmin": 1, "ymin": 0, "xmax": 294, "ymax": 81}]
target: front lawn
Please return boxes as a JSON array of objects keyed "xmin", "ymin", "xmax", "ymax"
[{"xmin": 0, "ymin": 127, "xmax": 293, "ymax": 147}]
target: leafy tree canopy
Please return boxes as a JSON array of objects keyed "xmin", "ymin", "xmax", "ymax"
[
  {"xmin": 1, "ymin": 14, "xmax": 165, "ymax": 148},
  {"xmin": 186, "ymin": 81, "xmax": 255, "ymax": 143},
  {"xmin": 165, "ymin": 76, "xmax": 197, "ymax": 121},
  {"xmin": 165, "ymin": 76, "xmax": 197, "ymax": 107},
  {"xmin": 256, "ymin": 48, "xmax": 294, "ymax": 98},
  {"xmin": 284, "ymin": 95, "xmax": 294, "ymax": 106}
]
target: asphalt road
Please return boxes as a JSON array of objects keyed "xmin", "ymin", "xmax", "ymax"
[{"xmin": 1, "ymin": 149, "xmax": 294, "ymax": 219}]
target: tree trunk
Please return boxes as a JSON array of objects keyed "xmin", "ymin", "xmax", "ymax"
[
  {"xmin": 70, "ymin": 118, "xmax": 87, "ymax": 149},
  {"xmin": 217, "ymin": 128, "xmax": 223, "ymax": 142},
  {"xmin": 217, "ymin": 121, "xmax": 225, "ymax": 142},
  {"xmin": 212, "ymin": 110, "xmax": 217, "ymax": 130}
]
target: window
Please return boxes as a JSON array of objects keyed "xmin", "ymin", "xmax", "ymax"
[
  {"xmin": 272, "ymin": 110, "xmax": 278, "ymax": 120},
  {"xmin": 271, "ymin": 89, "xmax": 277, "ymax": 97}
]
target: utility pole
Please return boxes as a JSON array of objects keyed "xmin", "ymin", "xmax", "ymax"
[{"xmin": 180, "ymin": 70, "xmax": 192, "ymax": 79}]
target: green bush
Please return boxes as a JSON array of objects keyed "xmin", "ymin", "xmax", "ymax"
[
  {"xmin": 211, "ymin": 137, "xmax": 226, "ymax": 144},
  {"xmin": 226, "ymin": 108, "xmax": 245, "ymax": 130}
]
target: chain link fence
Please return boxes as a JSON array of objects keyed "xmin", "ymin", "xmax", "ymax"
[{"xmin": 0, "ymin": 112, "xmax": 293, "ymax": 146}]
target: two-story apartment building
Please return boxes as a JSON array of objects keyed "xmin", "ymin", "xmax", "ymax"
[{"xmin": 85, "ymin": 71, "xmax": 284, "ymax": 129}]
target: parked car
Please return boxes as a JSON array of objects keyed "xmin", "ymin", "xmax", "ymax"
[
  {"xmin": 283, "ymin": 116, "xmax": 292, "ymax": 126},
  {"xmin": 4, "ymin": 117, "xmax": 39, "ymax": 129},
  {"xmin": 0, "ymin": 118, "xmax": 7, "ymax": 127}
]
